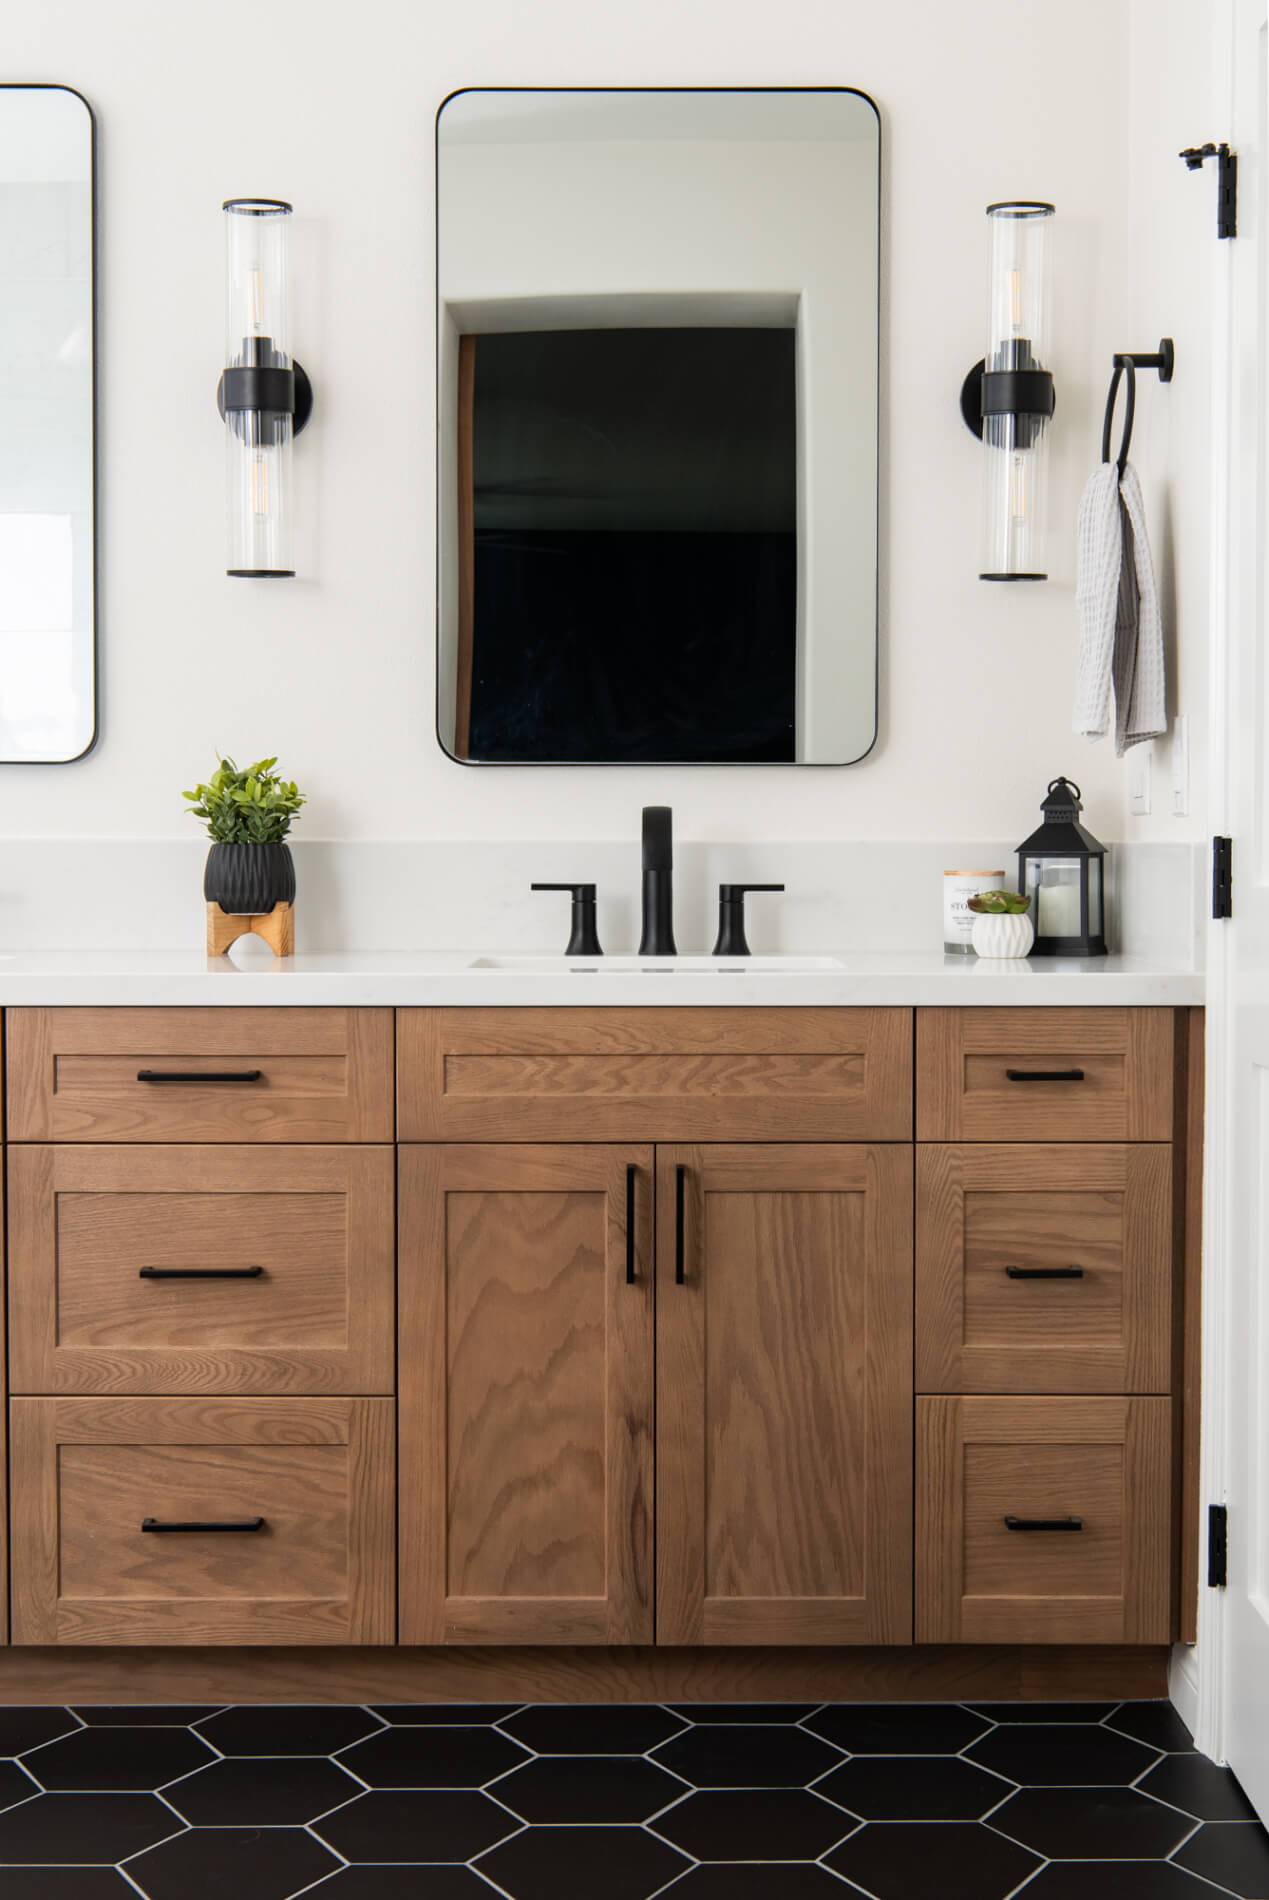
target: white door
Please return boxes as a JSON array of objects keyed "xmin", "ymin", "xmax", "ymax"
[{"xmin": 1215, "ymin": 0, "xmax": 1269, "ymax": 1818}]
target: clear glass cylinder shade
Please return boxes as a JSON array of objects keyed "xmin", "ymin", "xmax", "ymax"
[
  {"xmin": 224, "ymin": 200, "xmax": 294, "ymax": 577},
  {"xmin": 980, "ymin": 201, "xmax": 1053, "ymax": 581}
]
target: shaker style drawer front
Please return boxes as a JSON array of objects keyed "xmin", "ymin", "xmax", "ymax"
[
  {"xmin": 916, "ymin": 1396, "xmax": 1172, "ymax": 1645},
  {"xmin": 8, "ymin": 1397, "xmax": 395, "ymax": 1645},
  {"xmin": 398, "ymin": 1007, "xmax": 913, "ymax": 1143},
  {"xmin": 916, "ymin": 1145, "xmax": 1173, "ymax": 1393},
  {"xmin": 6, "ymin": 1008, "xmax": 394, "ymax": 1143},
  {"xmin": 7, "ymin": 1147, "xmax": 396, "ymax": 1395},
  {"xmin": 916, "ymin": 1009, "xmax": 1174, "ymax": 1142}
]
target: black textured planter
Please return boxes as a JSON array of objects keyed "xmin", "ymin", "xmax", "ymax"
[{"xmin": 203, "ymin": 841, "xmax": 296, "ymax": 915}]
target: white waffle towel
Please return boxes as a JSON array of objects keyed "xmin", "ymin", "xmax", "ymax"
[{"xmin": 1073, "ymin": 460, "xmax": 1166, "ymax": 755}]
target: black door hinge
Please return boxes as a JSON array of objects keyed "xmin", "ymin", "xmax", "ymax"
[
  {"xmin": 1213, "ymin": 836, "xmax": 1233, "ymax": 919},
  {"xmin": 1209, "ymin": 1504, "xmax": 1228, "ymax": 1588},
  {"xmin": 1181, "ymin": 142, "xmax": 1237, "ymax": 239}
]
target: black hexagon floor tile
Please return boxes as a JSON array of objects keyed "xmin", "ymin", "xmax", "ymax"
[
  {"xmin": 824, "ymin": 1819, "xmax": 1042, "ymax": 1900},
  {"xmin": 313, "ymin": 1787, "xmax": 520, "ymax": 1862},
  {"xmin": 493, "ymin": 1752, "xmax": 685, "ymax": 1823},
  {"xmin": 70, "ymin": 1707, "xmax": 222, "ymax": 1727},
  {"xmin": 306, "ymin": 1870, "xmax": 495, "ymax": 1899},
  {"xmin": 368, "ymin": 1704, "xmax": 523, "ymax": 1725},
  {"xmin": 0, "ymin": 1711, "xmax": 82, "ymax": 1757},
  {"xmin": 194, "ymin": 1705, "xmax": 384, "ymax": 1756},
  {"xmin": 22, "ymin": 1725, "xmax": 216, "ymax": 1792},
  {"xmin": 990, "ymin": 1784, "xmax": 1196, "ymax": 1860},
  {"xmin": 651, "ymin": 1787, "xmax": 855, "ymax": 1860},
  {"xmin": 0, "ymin": 1791, "xmax": 182, "ymax": 1864},
  {"xmin": 1137, "ymin": 1753, "xmax": 1259, "ymax": 1822},
  {"xmin": 966, "ymin": 1722, "xmax": 1159, "ymax": 1786},
  {"xmin": 967, "ymin": 1703, "xmax": 1119, "ymax": 1725},
  {"xmin": 816, "ymin": 1754, "xmax": 1012, "ymax": 1821},
  {"xmin": 339, "ymin": 1723, "xmax": 529, "ymax": 1788},
  {"xmin": 665, "ymin": 1866, "xmax": 855, "ymax": 1897},
  {"xmin": 476, "ymin": 1822, "xmax": 690, "ymax": 1900},
  {"xmin": 666, "ymin": 1704, "xmax": 822, "ymax": 1724},
  {"xmin": 0, "ymin": 1761, "xmax": 40, "ymax": 1813},
  {"xmin": 125, "ymin": 1824, "xmax": 340, "ymax": 1900},
  {"xmin": 1104, "ymin": 1701, "xmax": 1196, "ymax": 1753},
  {"xmin": 651, "ymin": 1721, "xmax": 843, "ymax": 1788},
  {"xmin": 1011, "ymin": 1862, "xmax": 1240, "ymax": 1899},
  {"xmin": 1174, "ymin": 1819, "xmax": 1269, "ymax": 1895},
  {"xmin": 162, "ymin": 1753, "xmax": 364, "ymax": 1826},
  {"xmin": 0, "ymin": 1872, "xmax": 139, "ymax": 1899},
  {"xmin": 500, "ymin": 1704, "xmax": 685, "ymax": 1755},
  {"xmin": 806, "ymin": 1703, "xmax": 992, "ymax": 1755}
]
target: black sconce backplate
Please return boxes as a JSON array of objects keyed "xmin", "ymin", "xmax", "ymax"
[{"xmin": 217, "ymin": 360, "xmax": 313, "ymax": 434}]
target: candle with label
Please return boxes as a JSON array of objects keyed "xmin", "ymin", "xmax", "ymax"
[{"xmin": 943, "ymin": 870, "xmax": 1005, "ymax": 953}]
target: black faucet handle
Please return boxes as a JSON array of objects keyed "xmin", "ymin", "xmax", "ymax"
[
  {"xmin": 713, "ymin": 883, "xmax": 786, "ymax": 957},
  {"xmin": 642, "ymin": 805, "xmax": 673, "ymax": 870},
  {"xmin": 531, "ymin": 883, "xmax": 603, "ymax": 957}
]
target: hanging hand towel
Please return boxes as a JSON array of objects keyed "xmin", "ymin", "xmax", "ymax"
[{"xmin": 1073, "ymin": 460, "xmax": 1166, "ymax": 755}]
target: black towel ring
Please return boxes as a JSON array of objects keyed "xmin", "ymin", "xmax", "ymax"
[{"xmin": 1101, "ymin": 338, "xmax": 1175, "ymax": 477}]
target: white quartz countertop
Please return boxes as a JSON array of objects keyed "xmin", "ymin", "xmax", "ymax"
[{"xmin": 0, "ymin": 949, "xmax": 1204, "ymax": 1007}]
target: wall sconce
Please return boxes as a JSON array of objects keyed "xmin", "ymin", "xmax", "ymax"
[
  {"xmin": 216, "ymin": 198, "xmax": 312, "ymax": 578},
  {"xmin": 960, "ymin": 201, "xmax": 1055, "ymax": 582}
]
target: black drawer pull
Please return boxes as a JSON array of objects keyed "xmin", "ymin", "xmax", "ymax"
[
  {"xmin": 136, "ymin": 1069, "xmax": 262, "ymax": 1084},
  {"xmin": 142, "ymin": 1517, "xmax": 266, "ymax": 1533},
  {"xmin": 675, "ymin": 1165, "xmax": 687, "ymax": 1285},
  {"xmin": 1005, "ymin": 1265, "xmax": 1085, "ymax": 1280},
  {"xmin": 139, "ymin": 1266, "xmax": 265, "ymax": 1280},
  {"xmin": 626, "ymin": 1165, "xmax": 637, "ymax": 1285},
  {"xmin": 1005, "ymin": 1068, "xmax": 1086, "ymax": 1083},
  {"xmin": 1004, "ymin": 1515, "xmax": 1083, "ymax": 1531}
]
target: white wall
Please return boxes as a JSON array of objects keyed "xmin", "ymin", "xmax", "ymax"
[{"xmin": 0, "ymin": 0, "xmax": 1180, "ymax": 850}]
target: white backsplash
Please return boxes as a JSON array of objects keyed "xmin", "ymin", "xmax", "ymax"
[{"xmin": 0, "ymin": 838, "xmax": 1203, "ymax": 966}]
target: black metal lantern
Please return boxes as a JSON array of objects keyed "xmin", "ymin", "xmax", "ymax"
[{"xmin": 1017, "ymin": 777, "xmax": 1107, "ymax": 957}]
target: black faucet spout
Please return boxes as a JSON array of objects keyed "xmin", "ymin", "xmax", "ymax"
[{"xmin": 638, "ymin": 806, "xmax": 676, "ymax": 955}]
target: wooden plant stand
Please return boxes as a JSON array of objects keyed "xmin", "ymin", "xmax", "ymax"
[{"xmin": 206, "ymin": 901, "xmax": 295, "ymax": 958}]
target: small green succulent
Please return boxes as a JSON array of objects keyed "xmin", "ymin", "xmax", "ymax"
[
  {"xmin": 183, "ymin": 756, "xmax": 306, "ymax": 844},
  {"xmin": 967, "ymin": 888, "xmax": 1032, "ymax": 915}
]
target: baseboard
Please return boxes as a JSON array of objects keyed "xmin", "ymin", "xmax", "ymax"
[
  {"xmin": 0, "ymin": 1645, "xmax": 1171, "ymax": 1706},
  {"xmin": 1169, "ymin": 1640, "xmax": 1201, "ymax": 1742}
]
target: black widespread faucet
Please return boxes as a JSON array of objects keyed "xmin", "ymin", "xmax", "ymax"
[{"xmin": 638, "ymin": 805, "xmax": 676, "ymax": 956}]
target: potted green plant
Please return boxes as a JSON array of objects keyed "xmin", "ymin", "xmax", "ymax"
[
  {"xmin": 183, "ymin": 755, "xmax": 305, "ymax": 927},
  {"xmin": 967, "ymin": 887, "xmax": 1034, "ymax": 959}
]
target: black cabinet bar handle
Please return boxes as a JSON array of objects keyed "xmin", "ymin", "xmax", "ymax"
[
  {"xmin": 1004, "ymin": 1515, "xmax": 1083, "ymax": 1531},
  {"xmin": 142, "ymin": 1517, "xmax": 266, "ymax": 1533},
  {"xmin": 1005, "ymin": 1068, "xmax": 1086, "ymax": 1083},
  {"xmin": 1005, "ymin": 1265, "xmax": 1085, "ymax": 1280},
  {"xmin": 626, "ymin": 1165, "xmax": 637, "ymax": 1285},
  {"xmin": 136, "ymin": 1069, "xmax": 262, "ymax": 1084},
  {"xmin": 675, "ymin": 1165, "xmax": 687, "ymax": 1285},
  {"xmin": 139, "ymin": 1266, "xmax": 265, "ymax": 1280}
]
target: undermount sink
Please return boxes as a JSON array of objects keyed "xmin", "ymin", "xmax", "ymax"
[{"xmin": 466, "ymin": 954, "xmax": 844, "ymax": 972}]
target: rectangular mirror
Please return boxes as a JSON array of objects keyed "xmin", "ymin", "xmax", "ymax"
[
  {"xmin": 0, "ymin": 84, "xmax": 96, "ymax": 763},
  {"xmin": 437, "ymin": 87, "xmax": 879, "ymax": 765}
]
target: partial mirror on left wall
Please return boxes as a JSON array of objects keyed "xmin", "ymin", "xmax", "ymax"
[{"xmin": 0, "ymin": 85, "xmax": 96, "ymax": 761}]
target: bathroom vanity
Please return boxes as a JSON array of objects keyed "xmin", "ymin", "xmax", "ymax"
[{"xmin": 0, "ymin": 973, "xmax": 1204, "ymax": 1705}]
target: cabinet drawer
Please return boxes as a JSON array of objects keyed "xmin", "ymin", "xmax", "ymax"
[
  {"xmin": 398, "ymin": 1007, "xmax": 913, "ymax": 1142},
  {"xmin": 916, "ymin": 1396, "xmax": 1171, "ymax": 1644},
  {"xmin": 916, "ymin": 1009, "xmax": 1173, "ymax": 1141},
  {"xmin": 916, "ymin": 1145, "xmax": 1173, "ymax": 1393},
  {"xmin": 7, "ymin": 1147, "xmax": 395, "ymax": 1395},
  {"xmin": 7, "ymin": 1008, "xmax": 394, "ymax": 1143},
  {"xmin": 9, "ymin": 1397, "xmax": 395, "ymax": 1645}
]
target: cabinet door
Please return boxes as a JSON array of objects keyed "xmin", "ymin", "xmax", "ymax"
[
  {"xmin": 657, "ymin": 1144, "xmax": 913, "ymax": 1645},
  {"xmin": 399, "ymin": 1145, "xmax": 654, "ymax": 1644}
]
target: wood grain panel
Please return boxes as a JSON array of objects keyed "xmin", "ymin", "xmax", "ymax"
[
  {"xmin": 916, "ymin": 1009, "xmax": 1173, "ymax": 1142},
  {"xmin": 0, "ymin": 1642, "xmax": 1169, "ymax": 1707},
  {"xmin": 1180, "ymin": 1007, "xmax": 1205, "ymax": 1644},
  {"xmin": 7, "ymin": 1008, "xmax": 394, "ymax": 1142},
  {"xmin": 399, "ymin": 1145, "xmax": 654, "ymax": 1645},
  {"xmin": 7, "ymin": 1146, "xmax": 395, "ymax": 1394},
  {"xmin": 657, "ymin": 1144, "xmax": 912, "ymax": 1646},
  {"xmin": 916, "ymin": 1145, "xmax": 1172, "ymax": 1392},
  {"xmin": 398, "ymin": 1009, "xmax": 913, "ymax": 1142},
  {"xmin": 916, "ymin": 1396, "xmax": 1172, "ymax": 1644},
  {"xmin": 9, "ymin": 1397, "xmax": 395, "ymax": 1646}
]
